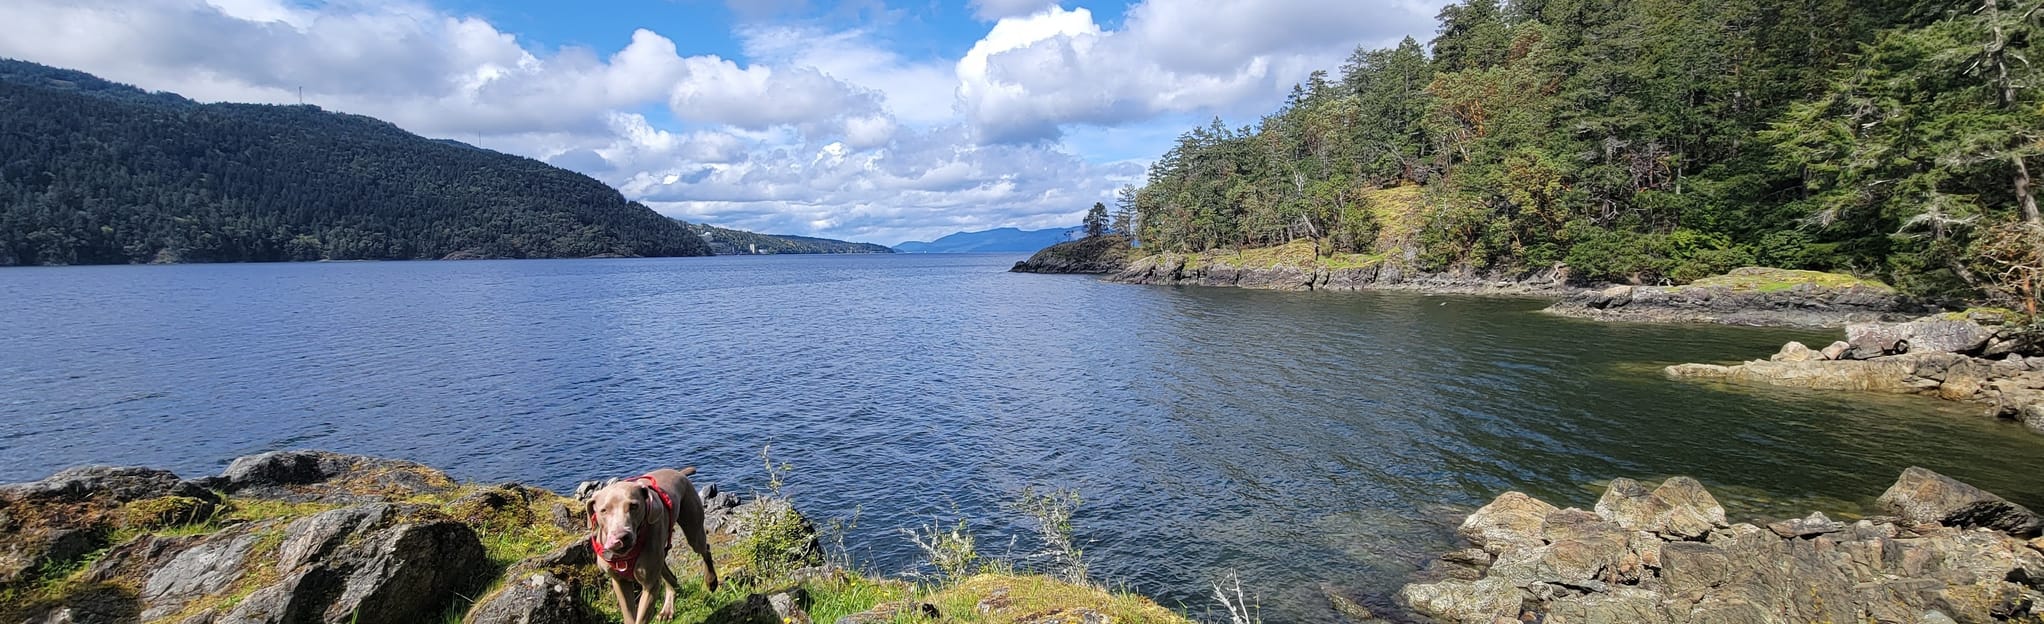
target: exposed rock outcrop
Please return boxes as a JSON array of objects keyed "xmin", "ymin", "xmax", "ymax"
[
  {"xmin": 1010, "ymin": 235, "xmax": 1134, "ymax": 274},
  {"xmin": 463, "ymin": 572, "xmax": 600, "ymax": 624},
  {"xmin": 206, "ymin": 450, "xmax": 460, "ymax": 503},
  {"xmin": 1880, "ymin": 466, "xmax": 2043, "ymax": 537},
  {"xmin": 0, "ymin": 466, "xmax": 221, "ymax": 594},
  {"xmin": 1666, "ymin": 315, "xmax": 2044, "ymax": 434},
  {"xmin": 1400, "ymin": 471, "xmax": 2044, "ymax": 624},
  {"xmin": 3, "ymin": 453, "xmax": 516, "ymax": 624},
  {"xmin": 1107, "ymin": 245, "xmax": 1568, "ymax": 294},
  {"xmin": 1544, "ymin": 267, "xmax": 1920, "ymax": 328},
  {"xmin": 3, "ymin": 451, "xmax": 1193, "ymax": 624}
]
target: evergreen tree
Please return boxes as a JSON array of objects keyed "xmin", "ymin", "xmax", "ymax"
[
  {"xmin": 1112, "ymin": 185, "xmax": 1138, "ymax": 235},
  {"xmin": 0, "ymin": 60, "xmax": 711, "ymax": 265},
  {"xmin": 1084, "ymin": 202, "xmax": 1110, "ymax": 238}
]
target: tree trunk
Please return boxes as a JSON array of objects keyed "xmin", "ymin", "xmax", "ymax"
[{"xmin": 2016, "ymin": 154, "xmax": 2041, "ymax": 225}]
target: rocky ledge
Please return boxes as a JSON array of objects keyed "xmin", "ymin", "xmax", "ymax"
[
  {"xmin": 1, "ymin": 450, "xmax": 1188, "ymax": 624},
  {"xmin": 1667, "ymin": 312, "xmax": 2044, "ymax": 434},
  {"xmin": 1105, "ymin": 241, "xmax": 1568, "ymax": 294},
  {"xmin": 1544, "ymin": 267, "xmax": 1922, "ymax": 328},
  {"xmin": 1401, "ymin": 469, "xmax": 2044, "ymax": 624},
  {"xmin": 1009, "ymin": 235, "xmax": 1134, "ymax": 274}
]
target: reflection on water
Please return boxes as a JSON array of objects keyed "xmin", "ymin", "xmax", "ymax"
[{"xmin": 2, "ymin": 255, "xmax": 2040, "ymax": 621}]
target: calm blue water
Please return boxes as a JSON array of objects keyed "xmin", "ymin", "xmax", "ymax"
[{"xmin": 5, "ymin": 254, "xmax": 2043, "ymax": 621}]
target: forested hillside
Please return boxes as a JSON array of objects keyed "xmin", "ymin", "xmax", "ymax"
[
  {"xmin": 1133, "ymin": 0, "xmax": 2043, "ymax": 308},
  {"xmin": 682, "ymin": 222, "xmax": 894, "ymax": 254},
  {"xmin": 0, "ymin": 60, "xmax": 711, "ymax": 265}
]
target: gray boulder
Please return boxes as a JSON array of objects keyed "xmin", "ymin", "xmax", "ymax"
[
  {"xmin": 1877, "ymin": 466, "xmax": 2043, "ymax": 537},
  {"xmin": 1, "ymin": 466, "xmax": 220, "ymax": 589},
  {"xmin": 1592, "ymin": 477, "xmax": 1726, "ymax": 539},
  {"xmin": 2, "ymin": 466, "xmax": 213, "ymax": 505},
  {"xmin": 1847, "ymin": 320, "xmax": 1994, "ymax": 358},
  {"xmin": 1770, "ymin": 341, "xmax": 1819, "ymax": 362},
  {"xmin": 1820, "ymin": 340, "xmax": 1851, "ymax": 360},
  {"xmin": 220, "ymin": 504, "xmax": 487, "ymax": 624},
  {"xmin": 1456, "ymin": 491, "xmax": 1558, "ymax": 554},
  {"xmin": 137, "ymin": 529, "xmax": 264, "ymax": 620},
  {"xmin": 463, "ymin": 572, "xmax": 599, "ymax": 624},
  {"xmin": 1402, "ymin": 474, "xmax": 2044, "ymax": 624},
  {"xmin": 1397, "ymin": 577, "xmax": 1524, "ymax": 624},
  {"xmin": 1766, "ymin": 511, "xmax": 1847, "ymax": 538},
  {"xmin": 213, "ymin": 451, "xmax": 457, "ymax": 503}
]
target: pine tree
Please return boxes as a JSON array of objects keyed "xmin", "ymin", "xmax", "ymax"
[{"xmin": 1084, "ymin": 202, "xmax": 1110, "ymax": 238}]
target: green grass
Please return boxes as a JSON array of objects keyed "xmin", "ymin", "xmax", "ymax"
[
  {"xmin": 13, "ymin": 462, "xmax": 1199, "ymax": 624},
  {"xmin": 1682, "ymin": 267, "xmax": 1893, "ymax": 293},
  {"xmin": 1195, "ymin": 239, "xmax": 1385, "ymax": 272}
]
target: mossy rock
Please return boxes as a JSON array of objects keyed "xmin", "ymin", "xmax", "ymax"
[{"xmin": 117, "ymin": 495, "xmax": 217, "ymax": 530}]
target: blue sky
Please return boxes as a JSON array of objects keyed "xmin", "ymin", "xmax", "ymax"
[{"xmin": 0, "ymin": 0, "xmax": 1448, "ymax": 245}]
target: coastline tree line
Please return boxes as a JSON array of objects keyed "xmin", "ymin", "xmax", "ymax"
[
  {"xmin": 1128, "ymin": 0, "xmax": 2043, "ymax": 308},
  {"xmin": 0, "ymin": 60, "xmax": 711, "ymax": 265}
]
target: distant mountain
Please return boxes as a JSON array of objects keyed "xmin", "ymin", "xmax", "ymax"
[
  {"xmin": 893, "ymin": 227, "xmax": 1081, "ymax": 253},
  {"xmin": 680, "ymin": 222, "xmax": 893, "ymax": 255},
  {"xmin": 0, "ymin": 60, "xmax": 711, "ymax": 265}
]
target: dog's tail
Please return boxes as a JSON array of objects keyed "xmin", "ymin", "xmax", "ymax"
[{"xmin": 678, "ymin": 466, "xmax": 697, "ymax": 477}]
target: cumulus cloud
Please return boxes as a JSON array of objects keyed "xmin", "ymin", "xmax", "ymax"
[
  {"xmin": 0, "ymin": 0, "xmax": 882, "ymax": 139},
  {"xmin": 957, "ymin": 0, "xmax": 1445, "ymax": 142},
  {"xmin": 0, "ymin": 0, "xmax": 1447, "ymax": 245},
  {"xmin": 668, "ymin": 57, "xmax": 883, "ymax": 130},
  {"xmin": 617, "ymin": 123, "xmax": 1144, "ymax": 244},
  {"xmin": 738, "ymin": 26, "xmax": 955, "ymax": 126}
]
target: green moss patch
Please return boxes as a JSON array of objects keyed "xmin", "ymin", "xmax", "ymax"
[
  {"xmin": 1682, "ymin": 267, "xmax": 1894, "ymax": 293},
  {"xmin": 911, "ymin": 574, "xmax": 1196, "ymax": 624}
]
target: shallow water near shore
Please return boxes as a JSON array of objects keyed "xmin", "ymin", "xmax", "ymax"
[{"xmin": 3, "ymin": 254, "xmax": 2041, "ymax": 621}]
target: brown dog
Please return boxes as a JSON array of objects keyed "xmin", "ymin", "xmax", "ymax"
[{"xmin": 587, "ymin": 467, "xmax": 719, "ymax": 624}]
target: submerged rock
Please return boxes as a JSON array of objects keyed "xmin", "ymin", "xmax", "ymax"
[{"xmin": 1400, "ymin": 472, "xmax": 2044, "ymax": 624}]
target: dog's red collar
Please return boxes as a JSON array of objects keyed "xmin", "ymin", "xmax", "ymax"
[{"xmin": 591, "ymin": 475, "xmax": 675, "ymax": 581}]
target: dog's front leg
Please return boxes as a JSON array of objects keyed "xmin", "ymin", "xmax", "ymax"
[
  {"xmin": 608, "ymin": 576, "xmax": 638, "ymax": 624},
  {"xmin": 658, "ymin": 563, "xmax": 681, "ymax": 621},
  {"xmin": 634, "ymin": 574, "xmax": 658, "ymax": 623}
]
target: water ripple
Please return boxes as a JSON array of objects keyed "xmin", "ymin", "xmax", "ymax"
[{"xmin": 3, "ymin": 256, "xmax": 2044, "ymax": 621}]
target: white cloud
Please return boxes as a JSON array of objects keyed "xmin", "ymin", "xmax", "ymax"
[
  {"xmin": 737, "ymin": 26, "xmax": 955, "ymax": 126},
  {"xmin": 668, "ymin": 56, "xmax": 882, "ymax": 130},
  {"xmin": 0, "ymin": 0, "xmax": 1448, "ymax": 245},
  {"xmin": 956, "ymin": 0, "xmax": 1446, "ymax": 142}
]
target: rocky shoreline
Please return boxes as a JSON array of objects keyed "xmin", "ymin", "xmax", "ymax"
[
  {"xmin": 1401, "ymin": 468, "xmax": 2044, "ymax": 623},
  {"xmin": 9, "ymin": 451, "xmax": 2044, "ymax": 623},
  {"xmin": 1666, "ymin": 313, "xmax": 2044, "ymax": 434},
  {"xmin": 1009, "ymin": 235, "xmax": 1133, "ymax": 275},
  {"xmin": 1015, "ymin": 239, "xmax": 1934, "ymax": 329},
  {"xmin": 1543, "ymin": 267, "xmax": 1924, "ymax": 328},
  {"xmin": 0, "ymin": 451, "xmax": 1188, "ymax": 624},
  {"xmin": 1104, "ymin": 250, "xmax": 1572, "ymax": 295}
]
